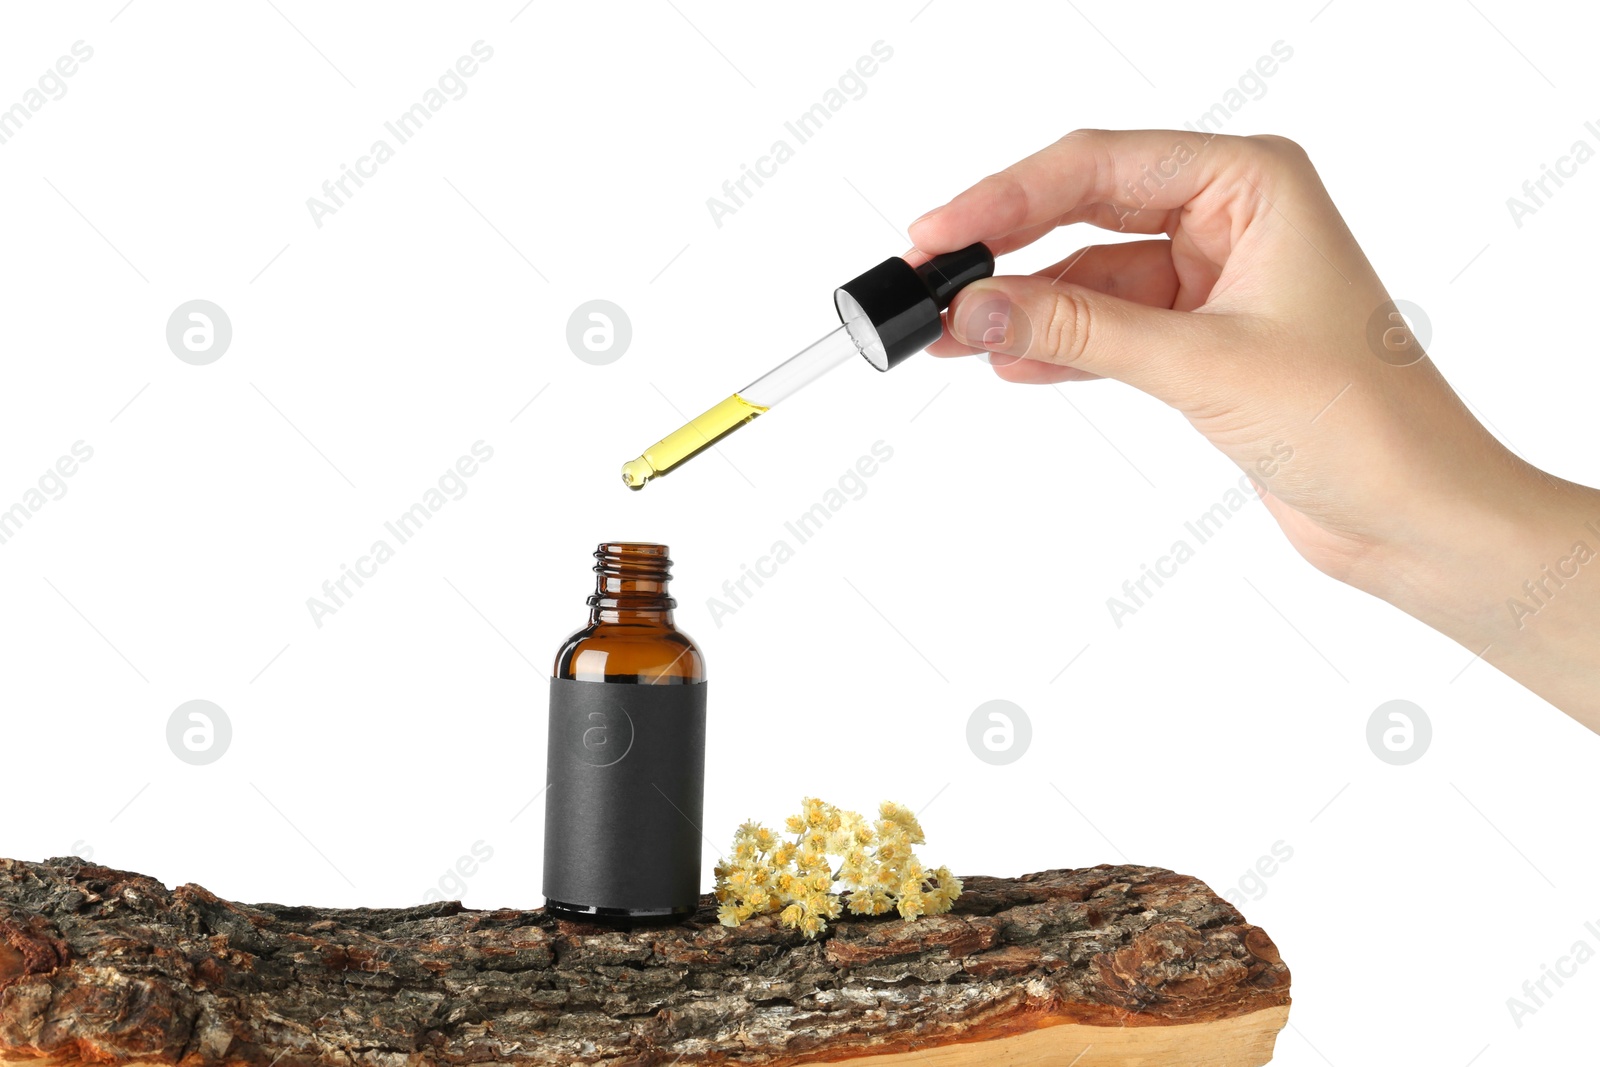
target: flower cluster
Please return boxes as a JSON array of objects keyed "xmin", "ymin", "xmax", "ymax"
[{"xmin": 713, "ymin": 797, "xmax": 963, "ymax": 938}]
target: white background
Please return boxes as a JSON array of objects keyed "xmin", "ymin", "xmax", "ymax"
[{"xmin": 3, "ymin": 1, "xmax": 1598, "ymax": 1063}]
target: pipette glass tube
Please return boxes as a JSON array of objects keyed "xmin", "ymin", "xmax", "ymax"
[
  {"xmin": 620, "ymin": 325, "xmax": 862, "ymax": 490},
  {"xmin": 620, "ymin": 243, "xmax": 994, "ymax": 490}
]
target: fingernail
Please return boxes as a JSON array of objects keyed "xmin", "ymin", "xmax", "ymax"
[
  {"xmin": 954, "ymin": 288, "xmax": 1030, "ymax": 369},
  {"xmin": 952, "ymin": 290, "xmax": 1011, "ymax": 348}
]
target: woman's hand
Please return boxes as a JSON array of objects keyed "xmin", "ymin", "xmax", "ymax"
[{"xmin": 908, "ymin": 129, "xmax": 1600, "ymax": 727}]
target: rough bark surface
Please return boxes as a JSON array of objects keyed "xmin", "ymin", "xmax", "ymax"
[{"xmin": 0, "ymin": 858, "xmax": 1289, "ymax": 1066}]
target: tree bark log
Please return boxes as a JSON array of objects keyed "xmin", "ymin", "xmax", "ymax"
[{"xmin": 0, "ymin": 857, "xmax": 1289, "ymax": 1066}]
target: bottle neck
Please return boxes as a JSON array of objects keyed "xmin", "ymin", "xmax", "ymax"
[{"xmin": 588, "ymin": 542, "xmax": 676, "ymax": 625}]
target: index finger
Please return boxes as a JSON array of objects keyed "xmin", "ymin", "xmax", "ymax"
[{"xmin": 906, "ymin": 128, "xmax": 1238, "ymax": 256}]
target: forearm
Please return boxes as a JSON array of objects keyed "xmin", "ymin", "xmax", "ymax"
[{"xmin": 1378, "ymin": 464, "xmax": 1600, "ymax": 729}]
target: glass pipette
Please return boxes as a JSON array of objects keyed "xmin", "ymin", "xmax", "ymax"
[{"xmin": 621, "ymin": 243, "xmax": 993, "ymax": 490}]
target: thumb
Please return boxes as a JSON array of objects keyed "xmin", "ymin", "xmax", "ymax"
[{"xmin": 946, "ymin": 276, "xmax": 1245, "ymax": 404}]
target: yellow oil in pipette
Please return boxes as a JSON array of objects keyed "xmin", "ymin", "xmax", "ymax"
[
  {"xmin": 621, "ymin": 393, "xmax": 768, "ymax": 490},
  {"xmin": 619, "ymin": 244, "xmax": 995, "ymax": 490},
  {"xmin": 619, "ymin": 324, "xmax": 859, "ymax": 491}
]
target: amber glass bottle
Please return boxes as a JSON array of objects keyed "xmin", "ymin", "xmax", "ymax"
[{"xmin": 543, "ymin": 542, "xmax": 707, "ymax": 925}]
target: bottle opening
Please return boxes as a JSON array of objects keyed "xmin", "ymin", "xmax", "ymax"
[
  {"xmin": 595, "ymin": 542, "xmax": 671, "ymax": 575},
  {"xmin": 591, "ymin": 542, "xmax": 674, "ymax": 612}
]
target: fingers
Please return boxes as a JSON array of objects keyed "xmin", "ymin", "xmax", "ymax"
[
  {"xmin": 926, "ymin": 241, "xmax": 1178, "ymax": 359},
  {"xmin": 924, "ymin": 330, "xmax": 986, "ymax": 358},
  {"xmin": 906, "ymin": 220, "xmax": 1061, "ymax": 267},
  {"xmin": 906, "ymin": 131, "xmax": 1347, "ymax": 404},
  {"xmin": 1038, "ymin": 240, "xmax": 1179, "ymax": 308},
  {"xmin": 944, "ymin": 274, "xmax": 1247, "ymax": 404},
  {"xmin": 908, "ymin": 129, "xmax": 1242, "ymax": 255},
  {"xmin": 989, "ymin": 359, "xmax": 1103, "ymax": 385}
]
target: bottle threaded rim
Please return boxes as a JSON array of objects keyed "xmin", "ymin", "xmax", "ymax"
[{"xmin": 590, "ymin": 543, "xmax": 674, "ymax": 610}]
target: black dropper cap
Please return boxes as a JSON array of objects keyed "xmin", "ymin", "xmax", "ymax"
[{"xmin": 833, "ymin": 243, "xmax": 995, "ymax": 371}]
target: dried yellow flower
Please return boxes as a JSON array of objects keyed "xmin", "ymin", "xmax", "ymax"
[{"xmin": 713, "ymin": 797, "xmax": 962, "ymax": 939}]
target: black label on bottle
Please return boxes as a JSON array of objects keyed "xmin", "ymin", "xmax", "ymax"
[{"xmin": 542, "ymin": 677, "xmax": 707, "ymax": 912}]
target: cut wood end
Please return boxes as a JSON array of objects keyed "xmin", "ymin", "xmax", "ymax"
[{"xmin": 815, "ymin": 1006, "xmax": 1291, "ymax": 1065}]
